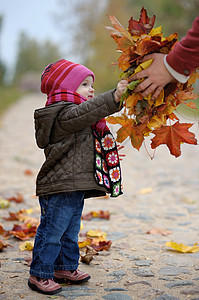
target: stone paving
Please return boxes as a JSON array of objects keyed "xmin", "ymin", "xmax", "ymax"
[{"xmin": 0, "ymin": 94, "xmax": 199, "ymax": 300}]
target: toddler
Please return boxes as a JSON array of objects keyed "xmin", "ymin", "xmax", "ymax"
[{"xmin": 28, "ymin": 59, "xmax": 128, "ymax": 295}]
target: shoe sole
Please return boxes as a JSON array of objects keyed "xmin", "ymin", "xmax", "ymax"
[
  {"xmin": 28, "ymin": 279, "xmax": 62, "ymax": 295},
  {"xmin": 54, "ymin": 275, "xmax": 91, "ymax": 284}
]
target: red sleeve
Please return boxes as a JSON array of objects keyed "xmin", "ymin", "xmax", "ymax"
[{"xmin": 166, "ymin": 16, "xmax": 199, "ymax": 76}]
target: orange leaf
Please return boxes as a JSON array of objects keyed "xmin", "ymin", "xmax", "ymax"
[
  {"xmin": 184, "ymin": 101, "xmax": 198, "ymax": 110},
  {"xmin": 3, "ymin": 212, "xmax": 19, "ymax": 221},
  {"xmin": 10, "ymin": 223, "xmax": 37, "ymax": 240},
  {"xmin": 6, "ymin": 192, "xmax": 24, "ymax": 203},
  {"xmin": 117, "ymin": 119, "xmax": 134, "ymax": 143},
  {"xmin": 0, "ymin": 224, "xmax": 8, "ymax": 236},
  {"xmin": 24, "ymin": 169, "xmax": 33, "ymax": 176},
  {"xmin": 176, "ymin": 89, "xmax": 198, "ymax": 102},
  {"xmin": 107, "ymin": 115, "xmax": 135, "ymax": 144},
  {"xmin": 146, "ymin": 228, "xmax": 172, "ymax": 236},
  {"xmin": 0, "ymin": 240, "xmax": 12, "ymax": 252},
  {"xmin": 135, "ymin": 37, "xmax": 161, "ymax": 56},
  {"xmin": 126, "ymin": 93, "xmax": 142, "ymax": 109},
  {"xmin": 108, "ymin": 15, "xmax": 134, "ymax": 42},
  {"xmin": 151, "ymin": 121, "xmax": 197, "ymax": 157},
  {"xmin": 106, "ymin": 114, "xmax": 129, "ymax": 126},
  {"xmin": 130, "ymin": 123, "xmax": 146, "ymax": 150},
  {"xmin": 82, "ymin": 210, "xmax": 110, "ymax": 221}
]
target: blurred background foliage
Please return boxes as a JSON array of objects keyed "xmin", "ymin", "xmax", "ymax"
[{"xmin": 0, "ymin": 0, "xmax": 198, "ymax": 115}]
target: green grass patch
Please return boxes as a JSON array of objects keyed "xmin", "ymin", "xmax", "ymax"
[{"xmin": 0, "ymin": 86, "xmax": 24, "ymax": 116}]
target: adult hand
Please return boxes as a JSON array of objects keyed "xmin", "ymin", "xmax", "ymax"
[{"xmin": 129, "ymin": 53, "xmax": 175, "ymax": 100}]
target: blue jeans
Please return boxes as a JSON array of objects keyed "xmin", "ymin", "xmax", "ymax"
[{"xmin": 30, "ymin": 191, "xmax": 85, "ymax": 279}]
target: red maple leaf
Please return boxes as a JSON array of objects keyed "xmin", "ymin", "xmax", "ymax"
[
  {"xmin": 151, "ymin": 121, "xmax": 197, "ymax": 157},
  {"xmin": 10, "ymin": 223, "xmax": 37, "ymax": 240},
  {"xmin": 81, "ymin": 210, "xmax": 110, "ymax": 221},
  {"xmin": 92, "ymin": 240, "xmax": 112, "ymax": 251},
  {"xmin": 128, "ymin": 7, "xmax": 155, "ymax": 36}
]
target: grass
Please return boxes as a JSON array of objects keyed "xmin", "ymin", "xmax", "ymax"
[{"xmin": 0, "ymin": 85, "xmax": 24, "ymax": 117}]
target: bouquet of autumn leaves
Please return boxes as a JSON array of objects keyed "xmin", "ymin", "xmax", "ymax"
[{"xmin": 106, "ymin": 7, "xmax": 199, "ymax": 157}]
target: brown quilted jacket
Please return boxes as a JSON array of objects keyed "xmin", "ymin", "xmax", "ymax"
[{"xmin": 34, "ymin": 89, "xmax": 121, "ymax": 198}]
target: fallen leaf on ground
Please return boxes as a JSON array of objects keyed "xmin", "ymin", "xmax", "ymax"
[
  {"xmin": 86, "ymin": 229, "xmax": 107, "ymax": 238},
  {"xmin": 79, "ymin": 229, "xmax": 111, "ymax": 251},
  {"xmin": 0, "ymin": 239, "xmax": 12, "ymax": 251},
  {"xmin": 10, "ymin": 223, "xmax": 37, "ymax": 240},
  {"xmin": 147, "ymin": 228, "xmax": 172, "ymax": 236},
  {"xmin": 180, "ymin": 197, "xmax": 196, "ymax": 205},
  {"xmin": 24, "ymin": 169, "xmax": 33, "ymax": 176},
  {"xmin": 3, "ymin": 209, "xmax": 39, "ymax": 226},
  {"xmin": 0, "ymin": 224, "xmax": 9, "ymax": 237},
  {"xmin": 19, "ymin": 241, "xmax": 34, "ymax": 251},
  {"xmin": 80, "ymin": 245, "xmax": 98, "ymax": 264},
  {"xmin": 6, "ymin": 192, "xmax": 24, "ymax": 203},
  {"xmin": 0, "ymin": 198, "xmax": 10, "ymax": 209},
  {"xmin": 78, "ymin": 238, "xmax": 92, "ymax": 249},
  {"xmin": 92, "ymin": 240, "xmax": 112, "ymax": 251},
  {"xmin": 82, "ymin": 210, "xmax": 110, "ymax": 221},
  {"xmin": 138, "ymin": 188, "xmax": 153, "ymax": 194},
  {"xmin": 166, "ymin": 241, "xmax": 199, "ymax": 253}
]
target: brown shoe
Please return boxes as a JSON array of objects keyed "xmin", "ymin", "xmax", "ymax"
[
  {"xmin": 28, "ymin": 275, "xmax": 62, "ymax": 295},
  {"xmin": 54, "ymin": 269, "xmax": 91, "ymax": 284}
]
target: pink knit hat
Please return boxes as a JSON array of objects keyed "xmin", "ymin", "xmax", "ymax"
[{"xmin": 41, "ymin": 59, "xmax": 95, "ymax": 95}]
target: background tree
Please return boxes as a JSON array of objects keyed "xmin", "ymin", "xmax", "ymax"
[
  {"xmin": 54, "ymin": 0, "xmax": 107, "ymax": 63},
  {"xmin": 14, "ymin": 32, "xmax": 62, "ymax": 82},
  {"xmin": 13, "ymin": 32, "xmax": 62, "ymax": 90},
  {"xmin": 0, "ymin": 15, "xmax": 6, "ymax": 86}
]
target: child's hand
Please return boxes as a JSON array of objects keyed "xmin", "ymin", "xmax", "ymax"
[{"xmin": 114, "ymin": 80, "xmax": 129, "ymax": 103}]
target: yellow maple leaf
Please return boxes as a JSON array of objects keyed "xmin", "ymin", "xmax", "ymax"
[
  {"xmin": 155, "ymin": 90, "xmax": 164, "ymax": 106},
  {"xmin": 19, "ymin": 241, "xmax": 34, "ymax": 251},
  {"xmin": 138, "ymin": 187, "xmax": 153, "ymax": 194},
  {"xmin": 78, "ymin": 239, "xmax": 91, "ymax": 249},
  {"xmin": 166, "ymin": 241, "xmax": 199, "ymax": 253},
  {"xmin": 147, "ymin": 114, "xmax": 166, "ymax": 130},
  {"xmin": 149, "ymin": 26, "xmax": 162, "ymax": 37},
  {"xmin": 86, "ymin": 229, "xmax": 107, "ymax": 238},
  {"xmin": 133, "ymin": 59, "xmax": 153, "ymax": 75}
]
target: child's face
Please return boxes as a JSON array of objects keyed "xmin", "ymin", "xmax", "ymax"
[{"xmin": 76, "ymin": 76, "xmax": 94, "ymax": 100}]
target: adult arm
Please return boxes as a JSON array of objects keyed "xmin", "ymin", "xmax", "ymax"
[
  {"xmin": 166, "ymin": 16, "xmax": 199, "ymax": 76},
  {"xmin": 130, "ymin": 16, "xmax": 199, "ymax": 99}
]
